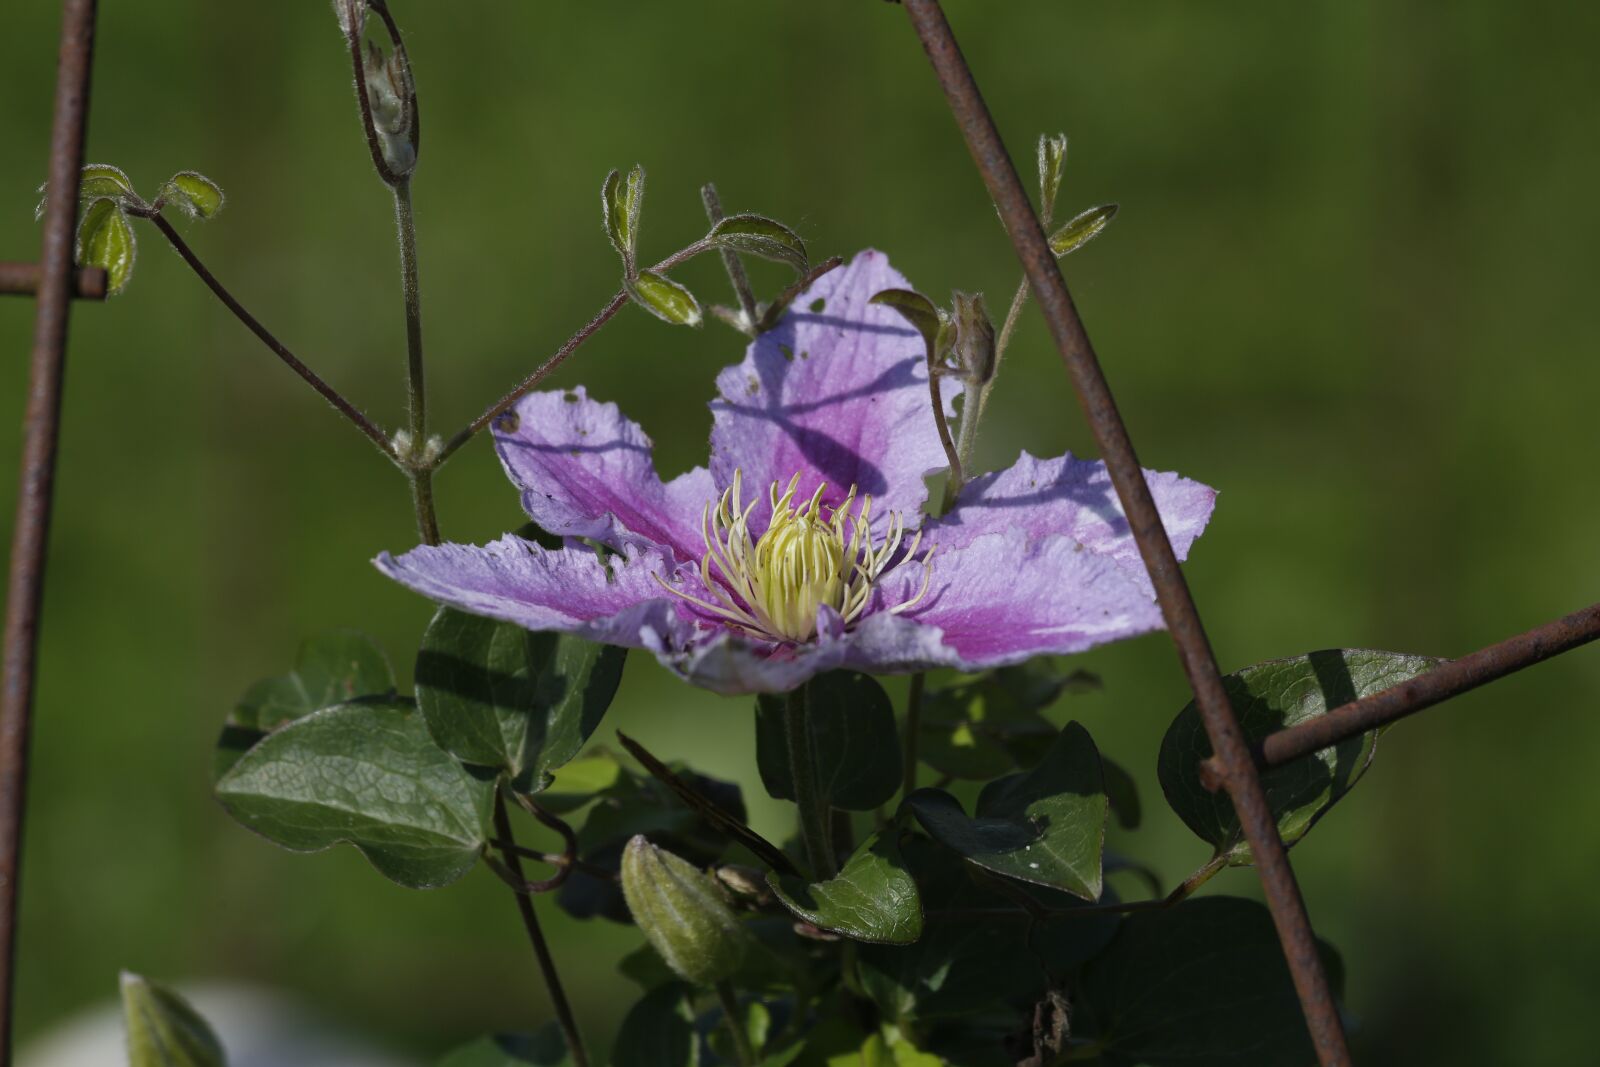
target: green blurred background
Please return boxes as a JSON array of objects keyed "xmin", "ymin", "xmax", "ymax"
[{"xmin": 3, "ymin": 1, "xmax": 1597, "ymax": 1062}]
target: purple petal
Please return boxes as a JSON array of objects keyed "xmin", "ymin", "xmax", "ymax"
[
  {"xmin": 847, "ymin": 529, "xmax": 1167, "ymax": 672},
  {"xmin": 927, "ymin": 451, "xmax": 1217, "ymax": 592},
  {"xmin": 492, "ymin": 387, "xmax": 714, "ymax": 563},
  {"xmin": 664, "ymin": 630, "xmax": 848, "ymax": 696},
  {"xmin": 709, "ymin": 250, "xmax": 956, "ymax": 535},
  {"xmin": 374, "ymin": 535, "xmax": 694, "ymax": 651}
]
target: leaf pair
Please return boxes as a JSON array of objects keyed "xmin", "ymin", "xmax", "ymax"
[{"xmin": 213, "ymin": 615, "xmax": 625, "ymax": 890}]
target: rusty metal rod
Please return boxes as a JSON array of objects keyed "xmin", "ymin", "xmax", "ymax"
[
  {"xmin": 0, "ymin": 263, "xmax": 107, "ymax": 301},
  {"xmin": 1200, "ymin": 602, "xmax": 1600, "ymax": 786},
  {"xmin": 896, "ymin": 2, "xmax": 1352, "ymax": 1063},
  {"xmin": 0, "ymin": 0, "xmax": 99, "ymax": 1054}
]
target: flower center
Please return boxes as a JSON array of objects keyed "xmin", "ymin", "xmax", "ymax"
[{"xmin": 658, "ymin": 470, "xmax": 934, "ymax": 643}]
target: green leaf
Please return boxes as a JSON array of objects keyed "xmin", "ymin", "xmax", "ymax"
[
  {"xmin": 627, "ymin": 269, "xmax": 702, "ymax": 327},
  {"xmin": 436, "ymin": 1026, "xmax": 573, "ymax": 1067},
  {"xmin": 1048, "ymin": 203, "xmax": 1118, "ymax": 258},
  {"xmin": 415, "ymin": 606, "xmax": 625, "ymax": 789},
  {"xmin": 538, "ymin": 753, "xmax": 622, "ymax": 814},
  {"xmin": 1080, "ymin": 897, "xmax": 1342, "ymax": 1067},
  {"xmin": 709, "ymin": 213, "xmax": 809, "ymax": 274},
  {"xmin": 1037, "ymin": 133, "xmax": 1069, "ymax": 224},
  {"xmin": 603, "ymin": 164, "xmax": 645, "ymax": 272},
  {"xmin": 76, "ymin": 197, "xmax": 136, "ymax": 294},
  {"xmin": 868, "ymin": 288, "xmax": 943, "ymax": 355},
  {"xmin": 36, "ymin": 163, "xmax": 136, "ymax": 220},
  {"xmin": 160, "ymin": 171, "xmax": 225, "ymax": 219},
  {"xmin": 1158, "ymin": 648, "xmax": 1439, "ymax": 865},
  {"xmin": 907, "ymin": 721, "xmax": 1106, "ymax": 899},
  {"xmin": 857, "ymin": 836, "xmax": 1117, "ymax": 1024},
  {"xmin": 216, "ymin": 629, "xmax": 395, "ymax": 778},
  {"xmin": 918, "ymin": 663, "xmax": 1096, "ymax": 781},
  {"xmin": 1102, "ymin": 755, "xmax": 1141, "ymax": 830},
  {"xmin": 768, "ymin": 830, "xmax": 921, "ymax": 945},
  {"xmin": 612, "ymin": 983, "xmax": 700, "ymax": 1067},
  {"xmin": 214, "ymin": 699, "xmax": 493, "ymax": 889},
  {"xmin": 709, "ymin": 999, "xmax": 772, "ymax": 1064},
  {"xmin": 755, "ymin": 671, "xmax": 901, "ymax": 812},
  {"xmin": 121, "ymin": 972, "xmax": 226, "ymax": 1067}
]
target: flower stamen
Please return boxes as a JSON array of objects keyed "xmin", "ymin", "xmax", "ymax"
[{"xmin": 653, "ymin": 469, "xmax": 935, "ymax": 643}]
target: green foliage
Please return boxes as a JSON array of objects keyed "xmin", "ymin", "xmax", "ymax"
[
  {"xmin": 415, "ymin": 605, "xmax": 625, "ymax": 791},
  {"xmin": 768, "ymin": 829, "xmax": 922, "ymax": 944},
  {"xmin": 908, "ymin": 721, "xmax": 1107, "ymax": 899},
  {"xmin": 120, "ymin": 972, "xmax": 226, "ymax": 1067},
  {"xmin": 626, "ymin": 269, "xmax": 703, "ymax": 326},
  {"xmin": 1080, "ymin": 897, "xmax": 1341, "ymax": 1067},
  {"xmin": 76, "ymin": 197, "xmax": 137, "ymax": 295},
  {"xmin": 916, "ymin": 663, "xmax": 1097, "ymax": 781},
  {"xmin": 215, "ymin": 629, "xmax": 396, "ymax": 777},
  {"xmin": 603, "ymin": 164, "xmax": 646, "ymax": 274},
  {"xmin": 1159, "ymin": 648, "xmax": 1439, "ymax": 864},
  {"xmin": 756, "ymin": 671, "xmax": 902, "ymax": 812},
  {"xmin": 708, "ymin": 213, "xmax": 809, "ymax": 274},
  {"xmin": 214, "ymin": 699, "xmax": 493, "ymax": 888},
  {"xmin": 1048, "ymin": 203, "xmax": 1118, "ymax": 257},
  {"xmin": 435, "ymin": 1027, "xmax": 573, "ymax": 1067},
  {"xmin": 1036, "ymin": 132, "xmax": 1069, "ymax": 224},
  {"xmin": 158, "ymin": 171, "xmax": 226, "ymax": 219},
  {"xmin": 868, "ymin": 288, "xmax": 947, "ymax": 359},
  {"xmin": 611, "ymin": 983, "xmax": 700, "ymax": 1067}
]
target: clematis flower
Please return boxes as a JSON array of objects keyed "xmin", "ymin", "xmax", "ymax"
[{"xmin": 376, "ymin": 251, "xmax": 1216, "ymax": 695}]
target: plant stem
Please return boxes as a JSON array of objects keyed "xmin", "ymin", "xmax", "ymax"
[
  {"xmin": 714, "ymin": 981, "xmax": 758, "ymax": 1067},
  {"xmin": 493, "ymin": 793, "xmax": 590, "ymax": 1067},
  {"xmin": 953, "ymin": 273, "xmax": 1029, "ymax": 485},
  {"xmin": 392, "ymin": 180, "xmax": 440, "ymax": 544},
  {"xmin": 785, "ymin": 685, "xmax": 836, "ymax": 880},
  {"xmin": 901, "ymin": 673, "xmax": 925, "ymax": 798},
  {"xmin": 138, "ymin": 211, "xmax": 396, "ymax": 458},
  {"xmin": 431, "ymin": 239, "xmax": 712, "ymax": 465},
  {"xmin": 701, "ymin": 183, "xmax": 759, "ymax": 331}
]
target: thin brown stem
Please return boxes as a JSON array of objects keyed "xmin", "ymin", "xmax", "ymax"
[
  {"xmin": 433, "ymin": 241, "xmax": 712, "ymax": 465},
  {"xmin": 391, "ymin": 180, "xmax": 440, "ymax": 544},
  {"xmin": 715, "ymin": 981, "xmax": 758, "ymax": 1066},
  {"xmin": 137, "ymin": 211, "xmax": 395, "ymax": 458},
  {"xmin": 492, "ymin": 793, "xmax": 589, "ymax": 1067}
]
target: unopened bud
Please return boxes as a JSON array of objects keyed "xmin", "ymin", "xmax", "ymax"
[
  {"xmin": 713, "ymin": 864, "xmax": 771, "ymax": 905},
  {"xmin": 331, "ymin": 0, "xmax": 364, "ymax": 42},
  {"xmin": 951, "ymin": 291, "xmax": 996, "ymax": 386},
  {"xmin": 363, "ymin": 39, "xmax": 417, "ymax": 179},
  {"xmin": 621, "ymin": 835, "xmax": 747, "ymax": 986},
  {"xmin": 1037, "ymin": 132, "xmax": 1069, "ymax": 225}
]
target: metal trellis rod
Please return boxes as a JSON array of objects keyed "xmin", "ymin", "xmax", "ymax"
[{"xmin": 0, "ymin": 0, "xmax": 98, "ymax": 1058}]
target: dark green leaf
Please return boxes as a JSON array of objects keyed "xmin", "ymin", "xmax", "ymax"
[
  {"xmin": 36, "ymin": 163, "xmax": 136, "ymax": 220},
  {"xmin": 1080, "ymin": 897, "xmax": 1341, "ymax": 1067},
  {"xmin": 1048, "ymin": 203, "xmax": 1118, "ymax": 257},
  {"xmin": 627, "ymin": 270, "xmax": 702, "ymax": 327},
  {"xmin": 858, "ymin": 836, "xmax": 1117, "ymax": 1024},
  {"xmin": 436, "ymin": 1026, "xmax": 572, "ymax": 1067},
  {"xmin": 709, "ymin": 213, "xmax": 808, "ymax": 274},
  {"xmin": 215, "ymin": 700, "xmax": 493, "ymax": 889},
  {"xmin": 709, "ymin": 998, "xmax": 772, "ymax": 1064},
  {"xmin": 416, "ymin": 606, "xmax": 625, "ymax": 789},
  {"xmin": 868, "ymin": 288, "xmax": 943, "ymax": 356},
  {"xmin": 908, "ymin": 722, "xmax": 1106, "ymax": 899},
  {"xmin": 76, "ymin": 197, "xmax": 136, "ymax": 294},
  {"xmin": 1101, "ymin": 756, "xmax": 1141, "ymax": 830},
  {"xmin": 121, "ymin": 972, "xmax": 225, "ymax": 1067},
  {"xmin": 538, "ymin": 753, "xmax": 622, "ymax": 814},
  {"xmin": 918, "ymin": 663, "xmax": 1096, "ymax": 781},
  {"xmin": 216, "ymin": 630, "xmax": 395, "ymax": 778},
  {"xmin": 756, "ymin": 672, "xmax": 902, "ymax": 811},
  {"xmin": 768, "ymin": 830, "xmax": 921, "ymax": 945},
  {"xmin": 1158, "ymin": 648, "xmax": 1438, "ymax": 864},
  {"xmin": 612, "ymin": 983, "xmax": 700, "ymax": 1067},
  {"xmin": 160, "ymin": 171, "xmax": 225, "ymax": 219}
]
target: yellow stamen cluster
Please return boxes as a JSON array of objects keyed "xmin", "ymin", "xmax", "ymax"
[{"xmin": 657, "ymin": 470, "xmax": 934, "ymax": 643}]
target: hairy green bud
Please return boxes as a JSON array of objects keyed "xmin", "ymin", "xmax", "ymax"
[{"xmin": 621, "ymin": 835, "xmax": 747, "ymax": 986}]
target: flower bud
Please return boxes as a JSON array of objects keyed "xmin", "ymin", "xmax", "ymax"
[
  {"xmin": 951, "ymin": 290, "xmax": 996, "ymax": 387},
  {"xmin": 362, "ymin": 38, "xmax": 417, "ymax": 179},
  {"xmin": 621, "ymin": 835, "xmax": 747, "ymax": 986}
]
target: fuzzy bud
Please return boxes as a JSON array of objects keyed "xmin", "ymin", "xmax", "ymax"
[
  {"xmin": 621, "ymin": 835, "xmax": 747, "ymax": 987},
  {"xmin": 331, "ymin": 0, "xmax": 364, "ymax": 42},
  {"xmin": 951, "ymin": 290, "xmax": 996, "ymax": 387},
  {"xmin": 362, "ymin": 38, "xmax": 417, "ymax": 179}
]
